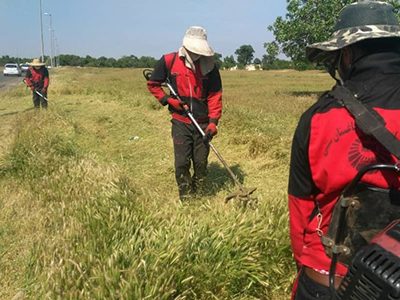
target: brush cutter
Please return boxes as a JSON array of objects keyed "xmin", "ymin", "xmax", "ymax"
[
  {"xmin": 143, "ymin": 69, "xmax": 257, "ymax": 204},
  {"xmin": 23, "ymin": 79, "xmax": 49, "ymax": 102}
]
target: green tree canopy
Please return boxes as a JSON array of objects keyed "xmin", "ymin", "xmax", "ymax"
[
  {"xmin": 222, "ymin": 55, "xmax": 236, "ymax": 69},
  {"xmin": 234, "ymin": 45, "xmax": 255, "ymax": 67},
  {"xmin": 137, "ymin": 56, "xmax": 157, "ymax": 68},
  {"xmin": 214, "ymin": 53, "xmax": 223, "ymax": 69},
  {"xmin": 116, "ymin": 55, "xmax": 138, "ymax": 68},
  {"xmin": 263, "ymin": 41, "xmax": 279, "ymax": 66},
  {"xmin": 268, "ymin": 0, "xmax": 400, "ymax": 69},
  {"xmin": 253, "ymin": 58, "xmax": 261, "ymax": 65},
  {"xmin": 56, "ymin": 54, "xmax": 156, "ymax": 68}
]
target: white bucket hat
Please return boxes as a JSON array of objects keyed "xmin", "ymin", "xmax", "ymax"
[{"xmin": 182, "ymin": 26, "xmax": 215, "ymax": 57}]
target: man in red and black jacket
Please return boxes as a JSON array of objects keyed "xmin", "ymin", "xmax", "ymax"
[
  {"xmin": 289, "ymin": 2, "xmax": 400, "ymax": 299},
  {"xmin": 25, "ymin": 58, "xmax": 49, "ymax": 109},
  {"xmin": 147, "ymin": 26, "xmax": 222, "ymax": 200}
]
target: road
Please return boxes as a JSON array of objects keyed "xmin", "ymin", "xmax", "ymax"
[{"xmin": 0, "ymin": 74, "xmax": 24, "ymax": 90}]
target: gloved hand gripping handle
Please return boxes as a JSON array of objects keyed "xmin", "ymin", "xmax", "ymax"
[{"xmin": 23, "ymin": 78, "xmax": 49, "ymax": 102}]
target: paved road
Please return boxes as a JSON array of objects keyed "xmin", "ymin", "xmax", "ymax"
[{"xmin": 0, "ymin": 74, "xmax": 24, "ymax": 90}]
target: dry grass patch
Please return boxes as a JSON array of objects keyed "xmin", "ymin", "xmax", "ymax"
[{"xmin": 0, "ymin": 67, "xmax": 334, "ymax": 299}]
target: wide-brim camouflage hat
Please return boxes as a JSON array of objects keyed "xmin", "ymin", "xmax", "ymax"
[{"xmin": 307, "ymin": 1, "xmax": 400, "ymax": 63}]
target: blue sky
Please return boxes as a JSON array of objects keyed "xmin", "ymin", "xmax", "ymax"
[{"xmin": 1, "ymin": 0, "xmax": 287, "ymax": 60}]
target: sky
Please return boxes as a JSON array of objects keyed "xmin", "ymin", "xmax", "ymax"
[{"xmin": 0, "ymin": 0, "xmax": 287, "ymax": 60}]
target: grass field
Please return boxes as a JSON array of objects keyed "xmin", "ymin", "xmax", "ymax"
[{"xmin": 0, "ymin": 68, "xmax": 334, "ymax": 299}]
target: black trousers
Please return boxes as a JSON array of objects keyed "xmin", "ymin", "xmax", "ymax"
[
  {"xmin": 295, "ymin": 270, "xmax": 332, "ymax": 300},
  {"xmin": 171, "ymin": 119, "xmax": 210, "ymax": 199},
  {"xmin": 33, "ymin": 91, "xmax": 48, "ymax": 109}
]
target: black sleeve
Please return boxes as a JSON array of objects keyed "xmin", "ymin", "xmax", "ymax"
[
  {"xmin": 25, "ymin": 68, "xmax": 31, "ymax": 79},
  {"xmin": 288, "ymin": 110, "xmax": 319, "ymax": 198},
  {"xmin": 44, "ymin": 68, "xmax": 49, "ymax": 78},
  {"xmin": 149, "ymin": 56, "xmax": 168, "ymax": 82},
  {"xmin": 206, "ymin": 65, "xmax": 222, "ymax": 93}
]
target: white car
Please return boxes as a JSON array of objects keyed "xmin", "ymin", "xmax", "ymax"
[
  {"xmin": 20, "ymin": 63, "xmax": 29, "ymax": 73},
  {"xmin": 3, "ymin": 63, "xmax": 22, "ymax": 76}
]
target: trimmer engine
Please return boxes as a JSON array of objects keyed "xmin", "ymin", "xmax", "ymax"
[{"xmin": 337, "ymin": 220, "xmax": 400, "ymax": 300}]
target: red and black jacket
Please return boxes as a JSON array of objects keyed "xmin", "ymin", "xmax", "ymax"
[
  {"xmin": 288, "ymin": 52, "xmax": 400, "ymax": 276},
  {"xmin": 147, "ymin": 52, "xmax": 222, "ymax": 124},
  {"xmin": 25, "ymin": 66, "xmax": 49, "ymax": 91}
]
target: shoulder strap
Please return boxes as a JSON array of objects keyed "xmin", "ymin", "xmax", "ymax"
[
  {"xmin": 164, "ymin": 52, "xmax": 177, "ymax": 79},
  {"xmin": 330, "ymin": 85, "xmax": 400, "ymax": 160}
]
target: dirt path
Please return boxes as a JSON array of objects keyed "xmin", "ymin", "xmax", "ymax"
[{"xmin": 0, "ymin": 75, "xmax": 22, "ymax": 90}]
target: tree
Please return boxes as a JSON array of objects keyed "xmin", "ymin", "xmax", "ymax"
[
  {"xmin": 222, "ymin": 55, "xmax": 236, "ymax": 69},
  {"xmin": 116, "ymin": 55, "xmax": 138, "ymax": 68},
  {"xmin": 263, "ymin": 41, "xmax": 279, "ymax": 67},
  {"xmin": 46, "ymin": 54, "xmax": 157, "ymax": 68},
  {"xmin": 268, "ymin": 0, "xmax": 400, "ymax": 69},
  {"xmin": 59, "ymin": 54, "xmax": 82, "ymax": 66},
  {"xmin": 253, "ymin": 58, "xmax": 261, "ymax": 65},
  {"xmin": 234, "ymin": 45, "xmax": 255, "ymax": 67},
  {"xmin": 137, "ymin": 56, "xmax": 157, "ymax": 68},
  {"xmin": 0, "ymin": 55, "xmax": 32, "ymax": 65},
  {"xmin": 214, "ymin": 53, "xmax": 223, "ymax": 69},
  {"xmin": 83, "ymin": 55, "xmax": 96, "ymax": 66},
  {"xmin": 96, "ymin": 56, "xmax": 108, "ymax": 67}
]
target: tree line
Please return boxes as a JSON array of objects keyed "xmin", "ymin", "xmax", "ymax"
[
  {"xmin": 268, "ymin": 0, "xmax": 400, "ymax": 70},
  {"xmin": 0, "ymin": 56, "xmax": 33, "ymax": 66},
  {"xmin": 1, "ymin": 44, "xmax": 292, "ymax": 71},
  {"xmin": 0, "ymin": 55, "xmax": 158, "ymax": 69},
  {"xmin": 58, "ymin": 55, "xmax": 157, "ymax": 68}
]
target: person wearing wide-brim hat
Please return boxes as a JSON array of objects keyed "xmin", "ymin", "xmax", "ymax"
[
  {"xmin": 147, "ymin": 26, "xmax": 223, "ymax": 201},
  {"xmin": 25, "ymin": 58, "xmax": 49, "ymax": 109},
  {"xmin": 288, "ymin": 1, "xmax": 400, "ymax": 299}
]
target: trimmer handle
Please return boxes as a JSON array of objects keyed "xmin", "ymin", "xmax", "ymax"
[{"xmin": 143, "ymin": 69, "xmax": 153, "ymax": 81}]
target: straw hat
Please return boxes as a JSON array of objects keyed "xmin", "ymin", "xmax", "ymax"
[
  {"xmin": 306, "ymin": 1, "xmax": 400, "ymax": 63},
  {"xmin": 29, "ymin": 58, "xmax": 46, "ymax": 67},
  {"xmin": 182, "ymin": 26, "xmax": 215, "ymax": 57}
]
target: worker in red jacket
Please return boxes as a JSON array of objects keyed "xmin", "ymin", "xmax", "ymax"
[
  {"xmin": 288, "ymin": 1, "xmax": 400, "ymax": 299},
  {"xmin": 147, "ymin": 26, "xmax": 223, "ymax": 200},
  {"xmin": 25, "ymin": 58, "xmax": 49, "ymax": 109}
]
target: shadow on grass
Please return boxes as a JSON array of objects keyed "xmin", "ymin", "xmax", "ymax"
[
  {"xmin": 289, "ymin": 91, "xmax": 325, "ymax": 98},
  {"xmin": 0, "ymin": 107, "xmax": 35, "ymax": 118},
  {"xmin": 200, "ymin": 162, "xmax": 245, "ymax": 197}
]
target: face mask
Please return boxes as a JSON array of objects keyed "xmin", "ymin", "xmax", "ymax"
[
  {"xmin": 189, "ymin": 52, "xmax": 201, "ymax": 62},
  {"xmin": 337, "ymin": 49, "xmax": 356, "ymax": 84}
]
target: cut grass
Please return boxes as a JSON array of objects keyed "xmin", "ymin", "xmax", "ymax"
[{"xmin": 0, "ymin": 67, "xmax": 334, "ymax": 299}]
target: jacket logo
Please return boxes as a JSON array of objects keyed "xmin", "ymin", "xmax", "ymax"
[
  {"xmin": 324, "ymin": 122, "xmax": 355, "ymax": 156},
  {"xmin": 348, "ymin": 134, "xmax": 392, "ymax": 171}
]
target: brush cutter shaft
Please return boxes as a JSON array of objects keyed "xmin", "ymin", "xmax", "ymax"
[
  {"xmin": 209, "ymin": 143, "xmax": 245, "ymax": 190},
  {"xmin": 190, "ymin": 111, "xmax": 245, "ymax": 190},
  {"xmin": 23, "ymin": 78, "xmax": 49, "ymax": 102},
  {"xmin": 34, "ymin": 90, "xmax": 48, "ymax": 102},
  {"xmin": 165, "ymin": 81, "xmax": 245, "ymax": 191}
]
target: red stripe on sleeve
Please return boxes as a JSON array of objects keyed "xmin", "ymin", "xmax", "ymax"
[{"xmin": 288, "ymin": 194, "xmax": 316, "ymax": 264}]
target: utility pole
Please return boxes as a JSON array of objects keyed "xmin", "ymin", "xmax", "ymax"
[
  {"xmin": 44, "ymin": 12, "xmax": 54, "ymax": 67},
  {"xmin": 54, "ymin": 36, "xmax": 59, "ymax": 67},
  {"xmin": 39, "ymin": 0, "xmax": 45, "ymax": 63}
]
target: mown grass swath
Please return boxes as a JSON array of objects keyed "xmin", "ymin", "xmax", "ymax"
[{"xmin": 0, "ymin": 68, "xmax": 333, "ymax": 299}]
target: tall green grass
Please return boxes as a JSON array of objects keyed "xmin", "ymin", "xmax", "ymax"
[{"xmin": 0, "ymin": 67, "xmax": 334, "ymax": 299}]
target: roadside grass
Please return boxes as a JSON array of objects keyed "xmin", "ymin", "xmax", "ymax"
[{"xmin": 0, "ymin": 67, "xmax": 334, "ymax": 299}]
